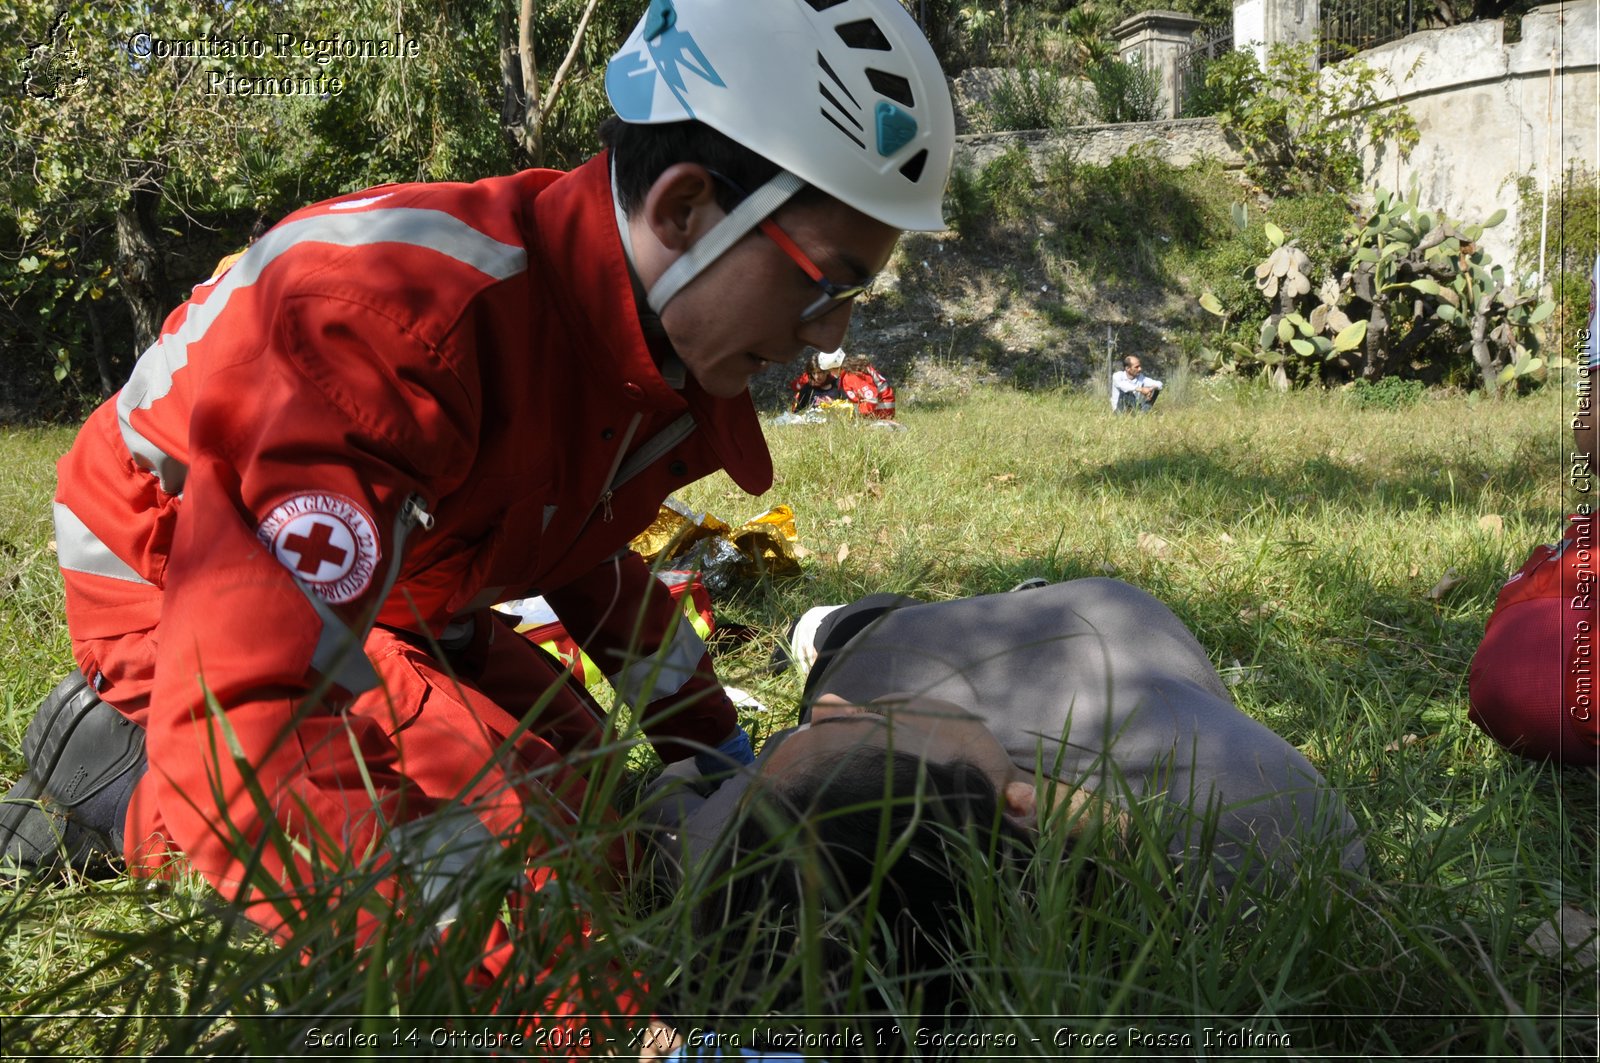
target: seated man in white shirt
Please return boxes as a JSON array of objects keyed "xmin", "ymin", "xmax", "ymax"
[{"xmin": 1111, "ymin": 355, "xmax": 1163, "ymax": 413}]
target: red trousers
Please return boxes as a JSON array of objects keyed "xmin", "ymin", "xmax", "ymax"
[
  {"xmin": 1469, "ymin": 513, "xmax": 1600, "ymax": 764},
  {"xmin": 63, "ymin": 565, "xmax": 641, "ymax": 1012}
]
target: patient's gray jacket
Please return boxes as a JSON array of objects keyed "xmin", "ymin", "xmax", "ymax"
[{"xmin": 649, "ymin": 578, "xmax": 1366, "ymax": 895}]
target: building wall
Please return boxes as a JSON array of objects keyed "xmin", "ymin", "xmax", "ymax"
[
  {"xmin": 949, "ymin": 2, "xmax": 1595, "ymax": 280},
  {"xmin": 956, "ymin": 117, "xmax": 1244, "ymax": 176},
  {"xmin": 1348, "ymin": 2, "xmax": 1597, "ymax": 272}
]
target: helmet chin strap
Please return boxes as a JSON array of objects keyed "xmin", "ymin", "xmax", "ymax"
[
  {"xmin": 610, "ymin": 159, "xmax": 663, "ymax": 336},
  {"xmin": 610, "ymin": 163, "xmax": 806, "ymax": 317}
]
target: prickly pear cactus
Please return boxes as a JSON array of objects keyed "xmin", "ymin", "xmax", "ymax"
[{"xmin": 1199, "ymin": 184, "xmax": 1557, "ymax": 390}]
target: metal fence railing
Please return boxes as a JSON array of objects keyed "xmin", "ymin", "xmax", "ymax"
[
  {"xmin": 1319, "ymin": 0, "xmax": 1422, "ymax": 63},
  {"xmin": 1177, "ymin": 20, "xmax": 1235, "ymax": 116},
  {"xmin": 1175, "ymin": 19, "xmax": 1234, "ymax": 116}
]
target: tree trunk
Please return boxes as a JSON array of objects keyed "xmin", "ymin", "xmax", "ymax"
[
  {"xmin": 517, "ymin": 0, "xmax": 542, "ymax": 166},
  {"xmin": 498, "ymin": 8, "xmax": 529, "ymax": 165},
  {"xmin": 114, "ymin": 181, "xmax": 167, "ymax": 356},
  {"xmin": 1470, "ymin": 304, "xmax": 1497, "ymax": 395},
  {"xmin": 85, "ymin": 299, "xmax": 118, "ymax": 396},
  {"xmin": 1352, "ymin": 266, "xmax": 1388, "ymax": 379}
]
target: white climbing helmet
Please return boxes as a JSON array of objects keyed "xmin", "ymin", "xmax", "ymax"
[
  {"xmin": 816, "ymin": 348, "xmax": 846, "ymax": 370},
  {"xmin": 606, "ymin": 0, "xmax": 955, "ymax": 234}
]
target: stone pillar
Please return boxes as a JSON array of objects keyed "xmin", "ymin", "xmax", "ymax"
[
  {"xmin": 1233, "ymin": 0, "xmax": 1319, "ymax": 65},
  {"xmin": 1112, "ymin": 11, "xmax": 1207, "ymax": 119}
]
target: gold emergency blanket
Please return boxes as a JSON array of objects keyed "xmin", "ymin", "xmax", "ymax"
[{"xmin": 630, "ymin": 497, "xmax": 802, "ymax": 593}]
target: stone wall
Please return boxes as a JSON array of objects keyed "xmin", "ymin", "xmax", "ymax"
[
  {"xmin": 1349, "ymin": 2, "xmax": 1597, "ymax": 270},
  {"xmin": 946, "ymin": 2, "xmax": 1596, "ymax": 278},
  {"xmin": 956, "ymin": 117, "xmax": 1244, "ymax": 176}
]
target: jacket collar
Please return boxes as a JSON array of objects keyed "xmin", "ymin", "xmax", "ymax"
[{"xmin": 531, "ymin": 154, "xmax": 772, "ymax": 495}]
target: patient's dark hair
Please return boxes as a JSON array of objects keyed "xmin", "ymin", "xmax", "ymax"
[
  {"xmin": 599, "ymin": 116, "xmax": 828, "ymax": 216},
  {"xmin": 687, "ymin": 746, "xmax": 1035, "ymax": 1024}
]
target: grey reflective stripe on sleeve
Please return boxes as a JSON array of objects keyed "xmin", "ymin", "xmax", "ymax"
[
  {"xmin": 610, "ymin": 620, "xmax": 708, "ymax": 708},
  {"xmin": 298, "ymin": 587, "xmax": 382, "ymax": 694},
  {"xmin": 300, "ymin": 493, "xmax": 433, "ymax": 696},
  {"xmin": 384, "ymin": 806, "xmax": 505, "ymax": 929},
  {"xmin": 115, "ymin": 208, "xmax": 529, "ymax": 496},
  {"xmin": 610, "ymin": 413, "xmax": 697, "ymax": 492},
  {"xmin": 53, "ymin": 501, "xmax": 153, "ymax": 585}
]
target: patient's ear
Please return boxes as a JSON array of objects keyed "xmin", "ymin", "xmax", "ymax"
[{"xmin": 1001, "ymin": 781, "xmax": 1037, "ymax": 829}]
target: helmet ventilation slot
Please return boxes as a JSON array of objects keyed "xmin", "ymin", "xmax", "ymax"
[
  {"xmin": 898, "ymin": 149, "xmax": 928, "ymax": 182},
  {"xmin": 866, "ymin": 68, "xmax": 913, "ymax": 107},
  {"xmin": 834, "ymin": 19, "xmax": 892, "ymax": 50}
]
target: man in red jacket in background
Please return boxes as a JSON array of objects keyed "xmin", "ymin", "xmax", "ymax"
[
  {"xmin": 1, "ymin": 0, "xmax": 955, "ymax": 1030},
  {"xmin": 790, "ymin": 347, "xmax": 899, "ymax": 419}
]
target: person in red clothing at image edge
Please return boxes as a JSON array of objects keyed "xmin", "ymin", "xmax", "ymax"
[
  {"xmin": 1467, "ymin": 253, "xmax": 1600, "ymax": 765},
  {"xmin": 790, "ymin": 347, "xmax": 898, "ymax": 419},
  {"xmin": 0, "ymin": 0, "xmax": 955, "ymax": 1046}
]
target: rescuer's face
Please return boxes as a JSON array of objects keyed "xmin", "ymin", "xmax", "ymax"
[{"xmin": 634, "ymin": 167, "xmax": 899, "ymax": 398}]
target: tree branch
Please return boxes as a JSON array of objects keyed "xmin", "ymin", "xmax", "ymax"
[{"xmin": 540, "ymin": 0, "xmax": 605, "ymax": 126}]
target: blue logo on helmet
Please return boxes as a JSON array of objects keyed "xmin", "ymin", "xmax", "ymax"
[
  {"xmin": 875, "ymin": 102, "xmax": 918, "ymax": 157},
  {"xmin": 606, "ymin": 0, "xmax": 724, "ymax": 122},
  {"xmin": 643, "ymin": 0, "xmax": 676, "ymax": 39}
]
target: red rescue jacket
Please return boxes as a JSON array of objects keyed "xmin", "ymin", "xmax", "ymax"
[
  {"xmin": 52, "ymin": 157, "xmax": 770, "ymax": 1000},
  {"xmin": 789, "ymin": 366, "xmax": 897, "ymax": 418}
]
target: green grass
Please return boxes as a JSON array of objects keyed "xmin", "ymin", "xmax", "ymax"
[{"xmin": 2, "ymin": 381, "xmax": 1596, "ymax": 1058}]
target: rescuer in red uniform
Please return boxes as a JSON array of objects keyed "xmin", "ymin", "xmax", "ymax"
[{"xmin": 1, "ymin": 0, "xmax": 956, "ymax": 1028}]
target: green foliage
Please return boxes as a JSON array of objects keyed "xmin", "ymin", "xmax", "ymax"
[
  {"xmin": 1033, "ymin": 150, "xmax": 1222, "ymax": 286},
  {"xmin": 1207, "ymin": 43, "xmax": 1420, "ymax": 195},
  {"xmin": 1517, "ymin": 164, "xmax": 1599, "ymax": 354},
  {"xmin": 952, "ymin": 144, "xmax": 1214, "ymax": 251},
  {"xmin": 1086, "ymin": 57, "xmax": 1163, "ymax": 124},
  {"xmin": 917, "ymin": 1, "xmax": 1122, "ymax": 73},
  {"xmin": 941, "ymin": 163, "xmax": 985, "ymax": 237},
  {"xmin": 1181, "ymin": 47, "xmax": 1255, "ymax": 118},
  {"xmin": 1179, "ymin": 191, "xmax": 1351, "ymax": 361},
  {"xmin": 982, "ymin": 67, "xmax": 1077, "ymax": 132},
  {"xmin": 1048, "ymin": 150, "xmax": 1210, "ymax": 247},
  {"xmin": 0, "ymin": 0, "xmax": 633, "ymax": 420},
  {"xmin": 291, "ymin": 3, "xmax": 515, "ymax": 191},
  {"xmin": 976, "ymin": 146, "xmax": 1039, "ymax": 225},
  {"xmin": 1348, "ymin": 375, "xmax": 1427, "ymax": 409},
  {"xmin": 1, "ymin": 0, "xmax": 295, "ymax": 413},
  {"xmin": 1097, "ymin": 0, "xmax": 1236, "ymax": 23},
  {"xmin": 1061, "ymin": 4, "xmax": 1117, "ymax": 69}
]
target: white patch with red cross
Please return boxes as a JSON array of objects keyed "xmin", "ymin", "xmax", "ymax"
[{"xmin": 256, "ymin": 493, "xmax": 381, "ymax": 604}]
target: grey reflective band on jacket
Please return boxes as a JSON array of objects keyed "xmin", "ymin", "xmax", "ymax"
[
  {"xmin": 53, "ymin": 501, "xmax": 154, "ymax": 585},
  {"xmin": 610, "ymin": 619, "xmax": 708, "ymax": 708},
  {"xmin": 613, "ymin": 413, "xmax": 696, "ymax": 489},
  {"xmin": 297, "ymin": 493, "xmax": 434, "ymax": 696},
  {"xmin": 115, "ymin": 207, "xmax": 529, "ymax": 497},
  {"xmin": 383, "ymin": 805, "xmax": 507, "ymax": 930}
]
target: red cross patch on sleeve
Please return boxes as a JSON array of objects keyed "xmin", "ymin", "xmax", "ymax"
[{"xmin": 256, "ymin": 493, "xmax": 382, "ymax": 604}]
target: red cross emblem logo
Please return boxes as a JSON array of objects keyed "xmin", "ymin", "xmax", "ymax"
[
  {"xmin": 257, "ymin": 493, "xmax": 381, "ymax": 604},
  {"xmin": 281, "ymin": 520, "xmax": 350, "ymax": 576}
]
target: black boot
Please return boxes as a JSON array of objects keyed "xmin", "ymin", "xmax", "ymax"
[{"xmin": 1, "ymin": 671, "xmax": 146, "ymax": 879}]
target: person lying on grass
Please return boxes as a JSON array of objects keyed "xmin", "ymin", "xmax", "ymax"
[{"xmin": 647, "ymin": 577, "xmax": 1368, "ymax": 1024}]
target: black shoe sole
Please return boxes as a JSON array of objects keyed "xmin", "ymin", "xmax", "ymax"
[
  {"xmin": 1, "ymin": 671, "xmax": 145, "ymax": 878},
  {"xmin": 24, "ymin": 671, "xmax": 144, "ymax": 814},
  {"xmin": 0, "ymin": 773, "xmax": 117, "ymax": 879}
]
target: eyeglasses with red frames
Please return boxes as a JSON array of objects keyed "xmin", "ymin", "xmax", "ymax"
[{"xmin": 706, "ymin": 170, "xmax": 876, "ymax": 323}]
